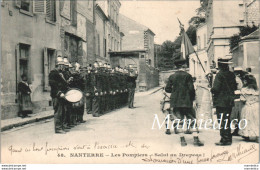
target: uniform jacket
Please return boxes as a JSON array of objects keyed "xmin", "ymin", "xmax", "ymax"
[
  {"xmin": 49, "ymin": 69, "xmax": 69, "ymax": 98},
  {"xmin": 165, "ymin": 70, "xmax": 195, "ymax": 108},
  {"xmin": 127, "ymin": 75, "xmax": 138, "ymax": 89},
  {"xmin": 92, "ymin": 69, "xmax": 102, "ymax": 93},
  {"xmin": 84, "ymin": 71, "xmax": 94, "ymax": 94},
  {"xmin": 211, "ymin": 70, "xmax": 237, "ymax": 107},
  {"xmin": 69, "ymin": 72, "xmax": 84, "ymax": 91}
]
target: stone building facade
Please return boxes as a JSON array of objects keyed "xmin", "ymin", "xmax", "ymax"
[
  {"xmin": 110, "ymin": 14, "xmax": 159, "ymax": 91},
  {"xmin": 95, "ymin": 0, "xmax": 123, "ymax": 63},
  {"xmin": 245, "ymin": 0, "xmax": 260, "ymax": 26},
  {"xmin": 1, "ymin": 0, "xmax": 95, "ymax": 119},
  {"xmin": 205, "ymin": 0, "xmax": 245, "ymax": 67}
]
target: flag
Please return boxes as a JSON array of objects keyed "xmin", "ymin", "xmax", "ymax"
[
  {"xmin": 179, "ymin": 23, "xmax": 195, "ymax": 60},
  {"xmin": 177, "ymin": 18, "xmax": 207, "ymax": 74}
]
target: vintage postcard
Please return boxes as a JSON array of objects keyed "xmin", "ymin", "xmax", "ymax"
[{"xmin": 1, "ymin": 0, "xmax": 259, "ymax": 165}]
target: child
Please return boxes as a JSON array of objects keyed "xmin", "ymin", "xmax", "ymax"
[
  {"xmin": 18, "ymin": 75, "xmax": 32, "ymax": 118},
  {"xmin": 238, "ymin": 74, "xmax": 259, "ymax": 143}
]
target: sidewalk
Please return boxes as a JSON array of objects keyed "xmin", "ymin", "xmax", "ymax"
[
  {"xmin": 1, "ymin": 110, "xmax": 54, "ymax": 132},
  {"xmin": 1, "ymin": 86, "xmax": 162, "ymax": 132}
]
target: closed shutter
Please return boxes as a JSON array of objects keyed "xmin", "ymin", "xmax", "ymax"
[
  {"xmin": 71, "ymin": 0, "xmax": 77, "ymax": 26},
  {"xmin": 46, "ymin": 0, "xmax": 56, "ymax": 22},
  {"xmin": 33, "ymin": 0, "xmax": 46, "ymax": 14},
  {"xmin": 43, "ymin": 47, "xmax": 49, "ymax": 91},
  {"xmin": 15, "ymin": 44, "xmax": 20, "ymax": 94},
  {"xmin": 15, "ymin": 0, "xmax": 21, "ymax": 8}
]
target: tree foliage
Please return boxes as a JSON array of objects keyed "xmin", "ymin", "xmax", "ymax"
[
  {"xmin": 229, "ymin": 25, "xmax": 258, "ymax": 51},
  {"xmin": 157, "ymin": 0, "xmax": 208, "ymax": 70}
]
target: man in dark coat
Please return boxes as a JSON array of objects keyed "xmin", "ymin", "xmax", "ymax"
[
  {"xmin": 91, "ymin": 61, "xmax": 102, "ymax": 117},
  {"xmin": 49, "ymin": 57, "xmax": 69, "ymax": 134},
  {"xmin": 165, "ymin": 64, "xmax": 204, "ymax": 147},
  {"xmin": 211, "ymin": 58, "xmax": 237, "ymax": 146},
  {"xmin": 84, "ymin": 64, "xmax": 94, "ymax": 115},
  {"xmin": 127, "ymin": 69, "xmax": 138, "ymax": 108},
  {"xmin": 69, "ymin": 62, "xmax": 85, "ymax": 123}
]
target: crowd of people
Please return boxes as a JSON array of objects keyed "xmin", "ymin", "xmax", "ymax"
[
  {"xmin": 47, "ymin": 56, "xmax": 138, "ymax": 134},
  {"xmin": 162, "ymin": 57, "xmax": 259, "ymax": 146}
]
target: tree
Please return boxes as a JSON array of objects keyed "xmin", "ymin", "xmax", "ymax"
[{"xmin": 196, "ymin": 0, "xmax": 209, "ymax": 16}]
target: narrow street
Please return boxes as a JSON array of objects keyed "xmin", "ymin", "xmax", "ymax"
[{"xmin": 1, "ymin": 89, "xmax": 259, "ymax": 164}]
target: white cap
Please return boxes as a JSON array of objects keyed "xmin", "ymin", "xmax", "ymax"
[
  {"xmin": 75, "ymin": 62, "xmax": 80, "ymax": 71},
  {"xmin": 63, "ymin": 58, "xmax": 69, "ymax": 66},
  {"xmin": 234, "ymin": 66, "xmax": 243, "ymax": 71},
  {"xmin": 56, "ymin": 56, "xmax": 64, "ymax": 65}
]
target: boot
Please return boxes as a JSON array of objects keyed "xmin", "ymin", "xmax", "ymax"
[
  {"xmin": 165, "ymin": 129, "xmax": 171, "ymax": 135},
  {"xmin": 193, "ymin": 136, "xmax": 204, "ymax": 146},
  {"xmin": 180, "ymin": 137, "xmax": 187, "ymax": 146}
]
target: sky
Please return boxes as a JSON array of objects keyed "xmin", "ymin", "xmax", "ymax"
[{"xmin": 120, "ymin": 1, "xmax": 200, "ymax": 44}]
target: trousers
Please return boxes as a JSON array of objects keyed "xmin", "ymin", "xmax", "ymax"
[{"xmin": 216, "ymin": 106, "xmax": 233, "ymax": 143}]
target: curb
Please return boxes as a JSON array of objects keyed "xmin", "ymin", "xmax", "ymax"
[
  {"xmin": 1, "ymin": 115, "xmax": 54, "ymax": 132},
  {"xmin": 149, "ymin": 87, "xmax": 163, "ymax": 95}
]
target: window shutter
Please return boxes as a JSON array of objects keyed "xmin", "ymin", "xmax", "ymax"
[
  {"xmin": 33, "ymin": 0, "xmax": 46, "ymax": 14},
  {"xmin": 15, "ymin": 44, "xmax": 20, "ymax": 94},
  {"xmin": 43, "ymin": 47, "xmax": 49, "ymax": 91},
  {"xmin": 15, "ymin": 0, "xmax": 21, "ymax": 8}
]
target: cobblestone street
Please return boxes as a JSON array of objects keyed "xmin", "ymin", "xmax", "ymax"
[{"xmin": 1, "ymin": 89, "xmax": 259, "ymax": 164}]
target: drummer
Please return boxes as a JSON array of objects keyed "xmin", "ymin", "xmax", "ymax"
[
  {"xmin": 63, "ymin": 58, "xmax": 73, "ymax": 130},
  {"xmin": 69, "ymin": 62, "xmax": 86, "ymax": 123},
  {"xmin": 49, "ymin": 56, "xmax": 69, "ymax": 134}
]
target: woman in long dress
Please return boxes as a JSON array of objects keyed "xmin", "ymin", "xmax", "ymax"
[
  {"xmin": 238, "ymin": 74, "xmax": 259, "ymax": 143},
  {"xmin": 18, "ymin": 75, "xmax": 33, "ymax": 118}
]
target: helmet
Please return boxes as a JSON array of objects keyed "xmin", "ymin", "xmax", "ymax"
[
  {"xmin": 63, "ymin": 57, "xmax": 70, "ymax": 66},
  {"xmin": 56, "ymin": 56, "xmax": 64, "ymax": 65}
]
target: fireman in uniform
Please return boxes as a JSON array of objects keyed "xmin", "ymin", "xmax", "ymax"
[
  {"xmin": 92, "ymin": 61, "xmax": 102, "ymax": 117},
  {"xmin": 84, "ymin": 64, "xmax": 94, "ymax": 115},
  {"xmin": 49, "ymin": 56, "xmax": 69, "ymax": 134}
]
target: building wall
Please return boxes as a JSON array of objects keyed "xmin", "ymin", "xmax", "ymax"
[
  {"xmin": 1, "ymin": 1, "xmax": 61, "ymax": 119},
  {"xmin": 95, "ymin": 9, "xmax": 106, "ymax": 58},
  {"xmin": 1, "ymin": 0, "xmax": 96, "ymax": 119},
  {"xmin": 197, "ymin": 24, "xmax": 207, "ymax": 50},
  {"xmin": 144, "ymin": 31, "xmax": 155, "ymax": 67},
  {"xmin": 206, "ymin": 0, "xmax": 242, "ymax": 65},
  {"xmin": 246, "ymin": 0, "xmax": 260, "ymax": 26},
  {"xmin": 95, "ymin": 0, "xmax": 121, "ymax": 62},
  {"xmin": 213, "ymin": 0, "xmax": 244, "ymax": 27},
  {"xmin": 232, "ymin": 40, "xmax": 260, "ymax": 85},
  {"xmin": 119, "ymin": 14, "xmax": 146, "ymax": 51}
]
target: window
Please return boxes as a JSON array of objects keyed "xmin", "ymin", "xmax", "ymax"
[
  {"xmin": 197, "ymin": 36, "xmax": 201, "ymax": 50},
  {"xmin": 15, "ymin": 44, "xmax": 31, "ymax": 93},
  {"xmin": 21, "ymin": 0, "xmax": 30, "ymax": 12},
  {"xmin": 19, "ymin": 44, "xmax": 30, "ymax": 78},
  {"xmin": 104, "ymin": 38, "xmax": 107, "ymax": 57},
  {"xmin": 114, "ymin": 39, "xmax": 116, "ymax": 51},
  {"xmin": 71, "ymin": 0, "xmax": 77, "ymax": 26},
  {"xmin": 97, "ymin": 34, "xmax": 100, "ymax": 56},
  {"xmin": 43, "ymin": 48, "xmax": 56, "ymax": 91},
  {"xmin": 111, "ymin": 37, "xmax": 114, "ymax": 50},
  {"xmin": 204, "ymin": 34, "xmax": 206, "ymax": 49},
  {"xmin": 46, "ymin": 0, "xmax": 56, "ymax": 22}
]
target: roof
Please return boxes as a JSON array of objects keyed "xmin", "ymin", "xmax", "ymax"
[
  {"xmin": 119, "ymin": 14, "xmax": 155, "ymax": 36},
  {"xmin": 95, "ymin": 5, "xmax": 108, "ymax": 21},
  {"xmin": 241, "ymin": 29, "xmax": 259, "ymax": 40},
  {"xmin": 109, "ymin": 50, "xmax": 146, "ymax": 57}
]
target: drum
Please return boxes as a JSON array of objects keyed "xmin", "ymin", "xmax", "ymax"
[{"xmin": 65, "ymin": 88, "xmax": 84, "ymax": 108}]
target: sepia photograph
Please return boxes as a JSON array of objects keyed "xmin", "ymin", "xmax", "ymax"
[{"xmin": 0, "ymin": 0, "xmax": 259, "ymax": 167}]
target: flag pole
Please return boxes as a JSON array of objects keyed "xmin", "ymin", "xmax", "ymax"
[{"xmin": 177, "ymin": 18, "xmax": 211, "ymax": 87}]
